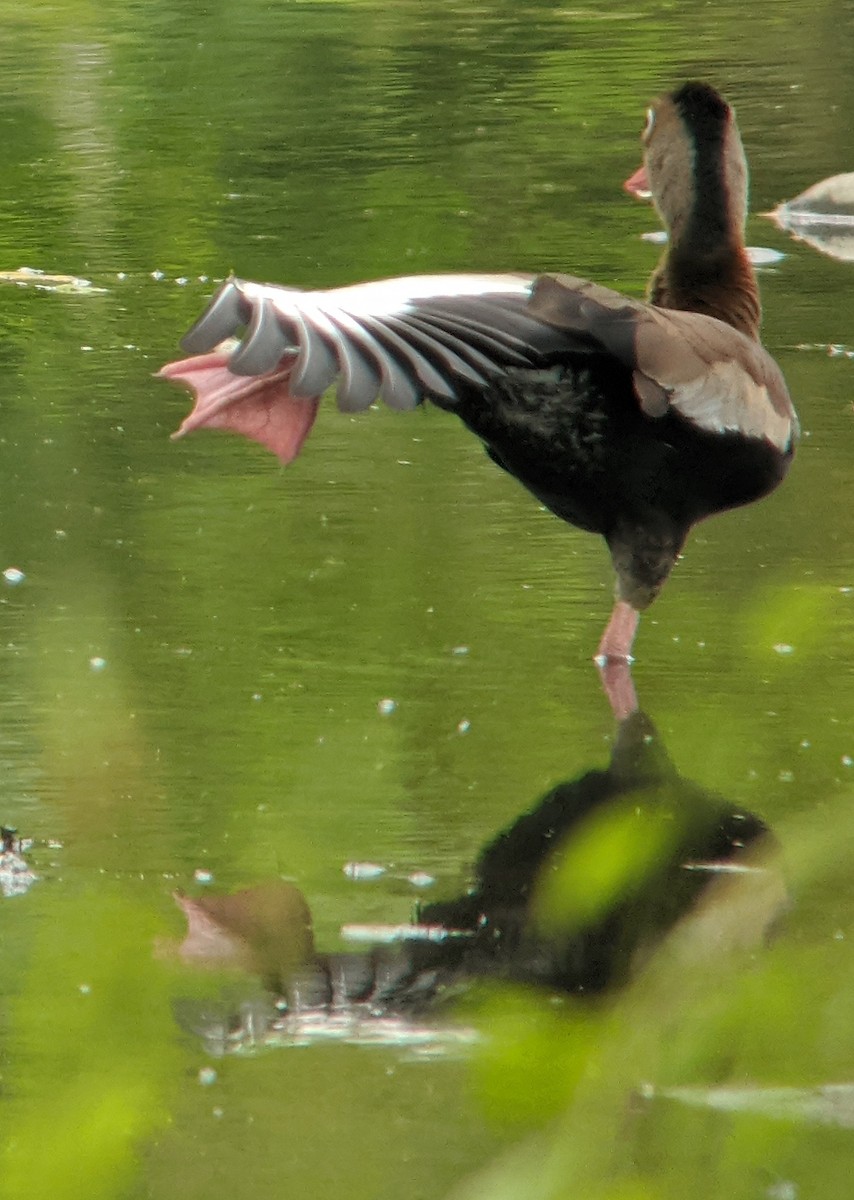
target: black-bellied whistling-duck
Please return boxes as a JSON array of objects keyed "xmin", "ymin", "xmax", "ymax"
[{"xmin": 160, "ymin": 82, "xmax": 797, "ymax": 684}]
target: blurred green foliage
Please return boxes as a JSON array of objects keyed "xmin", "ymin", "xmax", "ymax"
[
  {"xmin": 459, "ymin": 787, "xmax": 854, "ymax": 1199},
  {"xmin": 532, "ymin": 793, "xmax": 682, "ymax": 935},
  {"xmin": 1, "ymin": 891, "xmax": 180, "ymax": 1200}
]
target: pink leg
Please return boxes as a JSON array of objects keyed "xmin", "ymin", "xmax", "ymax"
[
  {"xmin": 593, "ymin": 601, "xmax": 640, "ymax": 721},
  {"xmin": 594, "ymin": 600, "xmax": 640, "ymax": 665},
  {"xmin": 596, "ymin": 657, "xmax": 639, "ymax": 721}
]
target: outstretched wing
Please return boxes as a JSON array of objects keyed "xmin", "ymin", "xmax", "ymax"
[
  {"xmin": 175, "ymin": 273, "xmax": 578, "ymax": 406},
  {"xmin": 160, "ymin": 270, "xmax": 796, "ymax": 465},
  {"xmin": 160, "ymin": 273, "xmax": 585, "ymax": 462}
]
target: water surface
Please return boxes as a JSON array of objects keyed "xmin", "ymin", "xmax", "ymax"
[{"xmin": 2, "ymin": 2, "xmax": 854, "ymax": 1197}]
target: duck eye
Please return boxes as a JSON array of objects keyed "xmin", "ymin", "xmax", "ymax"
[{"xmin": 643, "ymin": 107, "xmax": 656, "ymax": 138}]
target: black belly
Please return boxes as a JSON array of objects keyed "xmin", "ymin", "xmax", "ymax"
[{"xmin": 430, "ymin": 360, "xmax": 789, "ymax": 540}]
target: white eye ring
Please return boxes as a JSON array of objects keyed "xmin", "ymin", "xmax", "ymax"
[{"xmin": 643, "ymin": 107, "xmax": 656, "ymax": 137}]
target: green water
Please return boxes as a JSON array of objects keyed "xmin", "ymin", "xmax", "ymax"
[{"xmin": 2, "ymin": 2, "xmax": 854, "ymax": 1197}]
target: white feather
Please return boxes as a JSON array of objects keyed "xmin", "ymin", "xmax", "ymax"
[
  {"xmin": 672, "ymin": 361, "xmax": 793, "ymax": 451},
  {"xmin": 243, "ymin": 274, "xmax": 533, "ymax": 321}
]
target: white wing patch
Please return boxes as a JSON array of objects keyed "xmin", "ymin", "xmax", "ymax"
[
  {"xmin": 243, "ymin": 274, "xmax": 534, "ymax": 320},
  {"xmin": 668, "ymin": 360, "xmax": 793, "ymax": 451}
]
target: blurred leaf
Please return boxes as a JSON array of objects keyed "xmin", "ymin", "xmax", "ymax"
[
  {"xmin": 469, "ymin": 985, "xmax": 601, "ymax": 1127},
  {"xmin": 0, "ymin": 889, "xmax": 181, "ymax": 1200},
  {"xmin": 453, "ymin": 784, "xmax": 854, "ymax": 1199},
  {"xmin": 531, "ymin": 790, "xmax": 681, "ymax": 934}
]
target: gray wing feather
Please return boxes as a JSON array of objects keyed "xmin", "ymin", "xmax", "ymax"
[
  {"xmin": 180, "ymin": 279, "xmax": 249, "ymax": 354},
  {"xmin": 288, "ymin": 311, "xmax": 340, "ymax": 399},
  {"xmin": 278, "ymin": 305, "xmax": 379, "ymax": 411},
  {"xmin": 410, "ymin": 310, "xmax": 533, "ymax": 368},
  {"xmin": 419, "ymin": 299, "xmax": 568, "ymax": 358},
  {"xmin": 387, "ymin": 314, "xmax": 495, "ymax": 387},
  {"xmin": 229, "ymin": 297, "xmax": 296, "ymax": 375},
  {"xmin": 321, "ymin": 309, "xmax": 420, "ymax": 411},
  {"xmin": 357, "ymin": 315, "xmax": 457, "ymax": 405},
  {"xmin": 337, "ymin": 346, "xmax": 381, "ymax": 412}
]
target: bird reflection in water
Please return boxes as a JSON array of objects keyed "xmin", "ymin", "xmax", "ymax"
[{"xmin": 169, "ymin": 707, "xmax": 783, "ymax": 1055}]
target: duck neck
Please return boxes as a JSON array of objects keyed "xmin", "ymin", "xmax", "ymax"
[
  {"xmin": 649, "ymin": 136, "xmax": 761, "ymax": 341},
  {"xmin": 649, "ymin": 239, "xmax": 761, "ymax": 341}
]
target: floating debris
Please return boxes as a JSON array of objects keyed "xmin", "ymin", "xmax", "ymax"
[
  {"xmin": 768, "ymin": 173, "xmax": 854, "ymax": 261},
  {"xmin": 681, "ymin": 860, "xmax": 770, "ymax": 876},
  {"xmin": 771, "ymin": 172, "xmax": 854, "ymax": 220},
  {"xmin": 795, "ymin": 342, "xmax": 854, "ymax": 359},
  {"xmin": 648, "ymin": 1081, "xmax": 854, "ymax": 1132},
  {"xmin": 746, "ymin": 246, "xmax": 786, "ymax": 266},
  {"xmin": 0, "ymin": 266, "xmax": 108, "ymax": 294},
  {"xmin": 343, "ymin": 861, "xmax": 386, "ymax": 881},
  {"xmin": 0, "ymin": 828, "xmax": 38, "ymax": 898},
  {"xmin": 407, "ymin": 871, "xmax": 436, "ymax": 889}
]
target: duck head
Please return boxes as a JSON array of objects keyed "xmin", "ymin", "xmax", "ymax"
[
  {"xmin": 646, "ymin": 82, "xmax": 748, "ymax": 245},
  {"xmin": 627, "ymin": 82, "xmax": 760, "ymax": 339}
]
